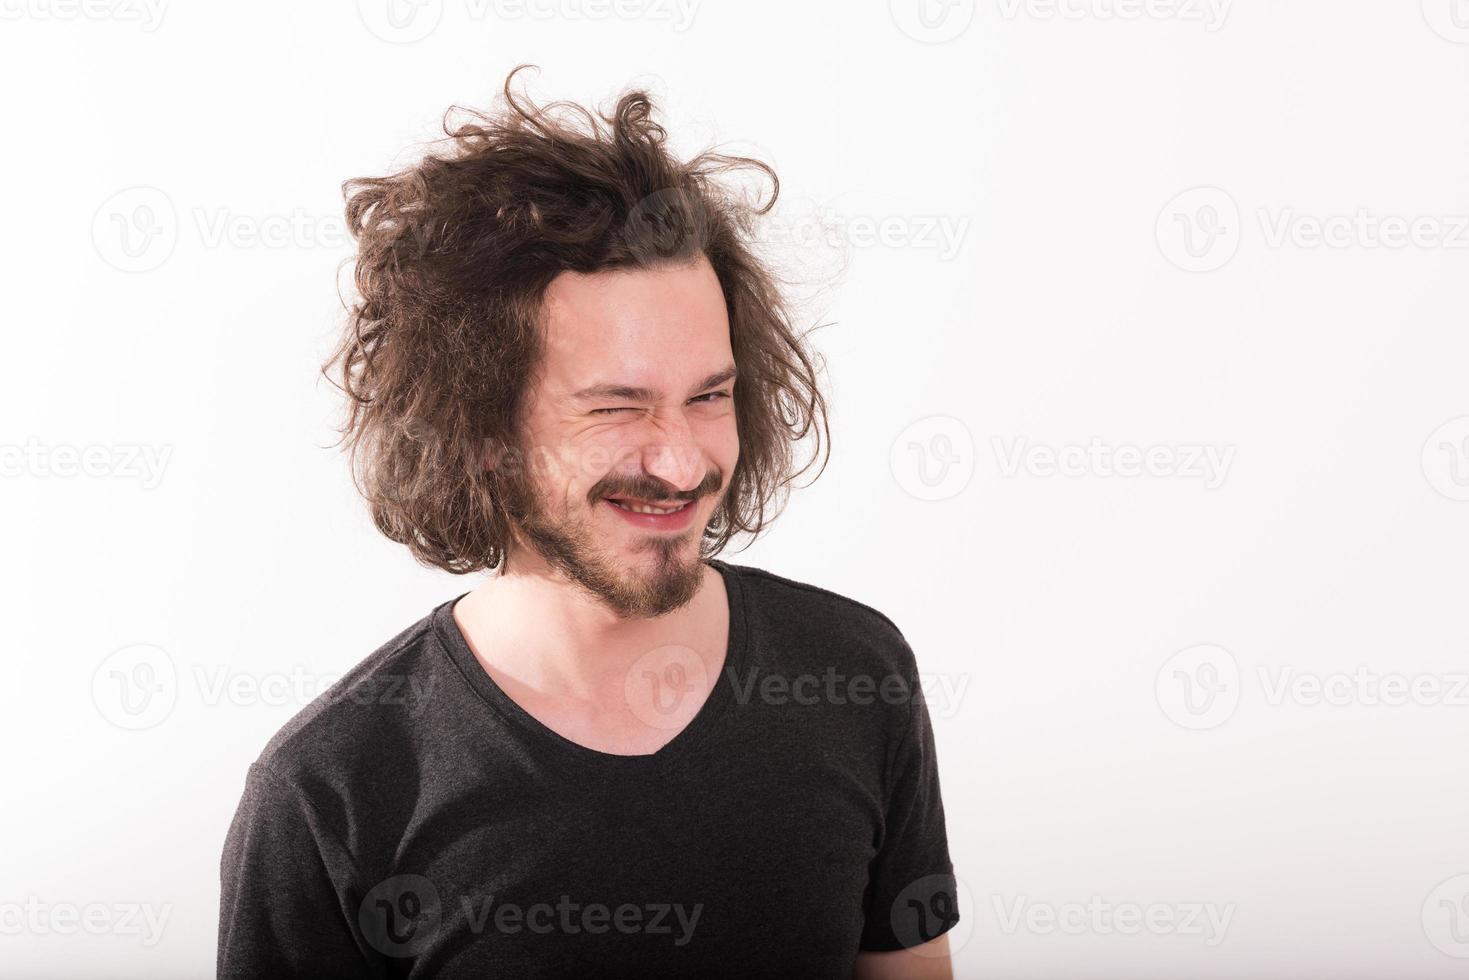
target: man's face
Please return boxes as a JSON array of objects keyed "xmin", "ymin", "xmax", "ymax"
[{"xmin": 496, "ymin": 254, "xmax": 739, "ymax": 619}]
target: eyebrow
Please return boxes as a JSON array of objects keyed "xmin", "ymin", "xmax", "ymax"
[{"xmin": 570, "ymin": 366, "xmax": 737, "ymax": 404}]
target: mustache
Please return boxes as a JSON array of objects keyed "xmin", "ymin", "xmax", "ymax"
[{"xmin": 591, "ymin": 469, "xmax": 723, "ymax": 504}]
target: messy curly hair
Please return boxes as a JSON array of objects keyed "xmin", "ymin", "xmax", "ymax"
[{"xmin": 322, "ymin": 65, "xmax": 829, "ymax": 574}]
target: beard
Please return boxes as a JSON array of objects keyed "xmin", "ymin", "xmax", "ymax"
[{"xmin": 496, "ymin": 453, "xmax": 723, "ymax": 620}]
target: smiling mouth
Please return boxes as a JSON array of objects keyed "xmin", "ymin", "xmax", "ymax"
[{"xmin": 603, "ymin": 497, "xmax": 693, "ymax": 515}]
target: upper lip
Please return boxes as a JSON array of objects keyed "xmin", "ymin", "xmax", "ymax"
[{"xmin": 605, "ymin": 496, "xmax": 691, "ymax": 508}]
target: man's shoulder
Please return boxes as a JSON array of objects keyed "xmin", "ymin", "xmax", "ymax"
[
  {"xmin": 727, "ymin": 561, "xmax": 905, "ymax": 632},
  {"xmin": 722, "ymin": 560, "xmax": 919, "ymax": 675},
  {"xmin": 250, "ymin": 604, "xmax": 447, "ymax": 789}
]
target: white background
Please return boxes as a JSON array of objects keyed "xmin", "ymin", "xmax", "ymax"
[{"xmin": 2, "ymin": 1, "xmax": 1468, "ymax": 977}]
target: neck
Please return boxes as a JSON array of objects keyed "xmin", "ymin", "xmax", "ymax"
[{"xmin": 452, "ymin": 553, "xmax": 720, "ymax": 704}]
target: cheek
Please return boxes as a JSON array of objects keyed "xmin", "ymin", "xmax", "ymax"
[
  {"xmin": 564, "ymin": 431, "xmax": 639, "ymax": 498},
  {"xmin": 701, "ymin": 420, "xmax": 740, "ymax": 481},
  {"xmin": 509, "ymin": 438, "xmax": 600, "ymax": 507}
]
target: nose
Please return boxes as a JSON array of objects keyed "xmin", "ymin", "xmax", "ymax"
[{"xmin": 639, "ymin": 410, "xmax": 705, "ymax": 495}]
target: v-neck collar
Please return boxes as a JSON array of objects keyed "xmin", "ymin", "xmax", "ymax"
[{"xmin": 431, "ymin": 558, "xmax": 749, "ymax": 777}]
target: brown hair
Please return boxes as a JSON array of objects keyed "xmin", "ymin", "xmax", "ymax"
[{"xmin": 323, "ymin": 65, "xmax": 829, "ymax": 574}]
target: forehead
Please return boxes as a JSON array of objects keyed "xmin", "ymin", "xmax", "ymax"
[{"xmin": 536, "ymin": 255, "xmax": 732, "ymax": 397}]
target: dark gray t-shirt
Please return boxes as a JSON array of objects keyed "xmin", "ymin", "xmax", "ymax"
[{"xmin": 217, "ymin": 559, "xmax": 958, "ymax": 978}]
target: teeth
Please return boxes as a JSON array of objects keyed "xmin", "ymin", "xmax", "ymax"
[{"xmin": 609, "ymin": 499, "xmax": 687, "ymax": 515}]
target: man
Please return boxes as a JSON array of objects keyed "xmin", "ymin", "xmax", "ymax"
[{"xmin": 218, "ymin": 65, "xmax": 959, "ymax": 978}]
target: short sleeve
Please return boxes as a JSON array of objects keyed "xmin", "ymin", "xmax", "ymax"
[
  {"xmin": 218, "ymin": 763, "xmax": 382, "ymax": 979},
  {"xmin": 859, "ymin": 658, "xmax": 961, "ymax": 951}
]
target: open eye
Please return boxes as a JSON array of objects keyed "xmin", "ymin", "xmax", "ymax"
[{"xmin": 690, "ymin": 391, "xmax": 732, "ymax": 405}]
